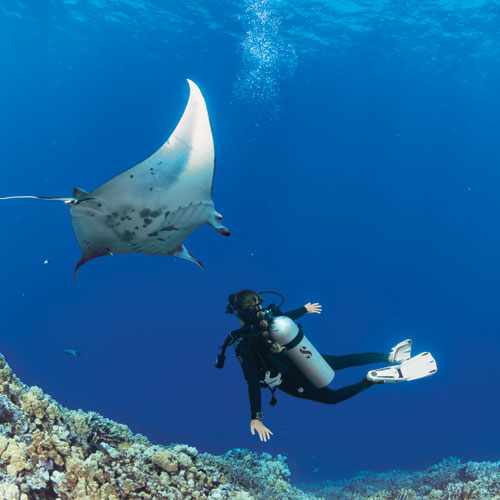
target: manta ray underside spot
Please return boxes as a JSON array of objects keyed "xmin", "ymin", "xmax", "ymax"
[{"xmin": 0, "ymin": 80, "xmax": 230, "ymax": 280}]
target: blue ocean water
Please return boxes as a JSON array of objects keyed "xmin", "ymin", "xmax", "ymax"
[{"xmin": 1, "ymin": 0, "xmax": 500, "ymax": 484}]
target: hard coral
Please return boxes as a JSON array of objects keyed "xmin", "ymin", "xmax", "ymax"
[
  {"xmin": 302, "ymin": 457, "xmax": 500, "ymax": 500},
  {"xmin": 0, "ymin": 394, "xmax": 28, "ymax": 437},
  {"xmin": 5, "ymin": 349, "xmax": 498, "ymax": 500},
  {"xmin": 0, "ymin": 353, "xmax": 318, "ymax": 500},
  {"xmin": 0, "ymin": 394, "xmax": 15, "ymax": 424},
  {"xmin": 200, "ymin": 448, "xmax": 311, "ymax": 500}
]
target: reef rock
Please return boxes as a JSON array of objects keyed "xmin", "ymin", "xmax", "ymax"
[
  {"xmin": 2, "ymin": 352, "xmax": 498, "ymax": 500},
  {"xmin": 0, "ymin": 353, "xmax": 317, "ymax": 500},
  {"xmin": 302, "ymin": 456, "xmax": 500, "ymax": 500}
]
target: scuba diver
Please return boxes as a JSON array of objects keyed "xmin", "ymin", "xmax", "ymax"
[{"xmin": 216, "ymin": 289, "xmax": 437, "ymax": 442}]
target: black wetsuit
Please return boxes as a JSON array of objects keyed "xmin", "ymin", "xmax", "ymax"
[{"xmin": 232, "ymin": 305, "xmax": 389, "ymax": 419}]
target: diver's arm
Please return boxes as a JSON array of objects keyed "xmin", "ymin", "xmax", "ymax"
[
  {"xmin": 283, "ymin": 306, "xmax": 307, "ymax": 320},
  {"xmin": 283, "ymin": 303, "xmax": 322, "ymax": 320},
  {"xmin": 235, "ymin": 342, "xmax": 262, "ymax": 421}
]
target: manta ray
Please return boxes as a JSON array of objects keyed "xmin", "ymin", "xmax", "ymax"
[{"xmin": 1, "ymin": 80, "xmax": 230, "ymax": 279}]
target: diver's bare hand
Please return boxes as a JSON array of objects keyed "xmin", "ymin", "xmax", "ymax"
[
  {"xmin": 250, "ymin": 419, "xmax": 273, "ymax": 442},
  {"xmin": 305, "ymin": 302, "xmax": 322, "ymax": 314}
]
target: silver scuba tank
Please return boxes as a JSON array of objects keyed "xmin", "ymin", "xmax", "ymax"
[{"xmin": 269, "ymin": 316, "xmax": 335, "ymax": 388}]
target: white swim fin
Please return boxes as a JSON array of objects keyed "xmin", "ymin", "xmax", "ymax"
[
  {"xmin": 367, "ymin": 352, "xmax": 437, "ymax": 383},
  {"xmin": 388, "ymin": 339, "xmax": 412, "ymax": 364}
]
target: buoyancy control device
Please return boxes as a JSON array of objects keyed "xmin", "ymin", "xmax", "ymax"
[{"xmin": 216, "ymin": 291, "xmax": 334, "ymax": 396}]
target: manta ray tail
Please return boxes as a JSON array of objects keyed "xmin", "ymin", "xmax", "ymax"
[{"xmin": 0, "ymin": 195, "xmax": 75, "ymax": 204}]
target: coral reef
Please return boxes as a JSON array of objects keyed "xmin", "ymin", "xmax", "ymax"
[
  {"xmin": 0, "ymin": 353, "xmax": 318, "ymax": 500},
  {"xmin": 303, "ymin": 456, "xmax": 500, "ymax": 500},
  {"xmin": 1, "ymin": 351, "xmax": 499, "ymax": 500}
]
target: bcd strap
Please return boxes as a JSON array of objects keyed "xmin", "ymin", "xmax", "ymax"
[
  {"xmin": 270, "ymin": 388, "xmax": 278, "ymax": 406},
  {"xmin": 283, "ymin": 328, "xmax": 304, "ymax": 351}
]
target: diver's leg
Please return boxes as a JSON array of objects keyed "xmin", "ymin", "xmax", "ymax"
[
  {"xmin": 279, "ymin": 376, "xmax": 374, "ymax": 404},
  {"xmin": 323, "ymin": 353, "xmax": 389, "ymax": 371}
]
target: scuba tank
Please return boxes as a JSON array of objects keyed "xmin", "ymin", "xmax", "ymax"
[{"xmin": 269, "ymin": 315, "xmax": 335, "ymax": 388}]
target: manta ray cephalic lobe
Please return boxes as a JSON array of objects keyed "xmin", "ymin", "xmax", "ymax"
[{"xmin": 0, "ymin": 79, "xmax": 230, "ymax": 279}]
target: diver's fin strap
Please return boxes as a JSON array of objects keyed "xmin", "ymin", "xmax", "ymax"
[
  {"xmin": 282, "ymin": 330, "xmax": 304, "ymax": 350},
  {"xmin": 215, "ymin": 334, "xmax": 236, "ymax": 369}
]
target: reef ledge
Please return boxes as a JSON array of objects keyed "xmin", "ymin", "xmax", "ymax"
[
  {"xmin": 301, "ymin": 456, "xmax": 500, "ymax": 500},
  {"xmin": 0, "ymin": 353, "xmax": 317, "ymax": 500},
  {"xmin": 1, "ymin": 352, "xmax": 497, "ymax": 500}
]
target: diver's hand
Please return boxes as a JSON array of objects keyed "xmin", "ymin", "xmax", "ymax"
[
  {"xmin": 305, "ymin": 302, "xmax": 322, "ymax": 314},
  {"xmin": 250, "ymin": 419, "xmax": 273, "ymax": 442}
]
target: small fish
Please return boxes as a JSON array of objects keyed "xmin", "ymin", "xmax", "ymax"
[
  {"xmin": 61, "ymin": 348, "xmax": 81, "ymax": 357},
  {"xmin": 43, "ymin": 259, "xmax": 51, "ymax": 264}
]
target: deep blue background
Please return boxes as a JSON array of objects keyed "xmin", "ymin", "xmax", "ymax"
[{"xmin": 1, "ymin": 0, "xmax": 500, "ymax": 484}]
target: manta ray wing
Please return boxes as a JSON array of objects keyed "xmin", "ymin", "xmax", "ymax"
[{"xmin": 89, "ymin": 79, "xmax": 216, "ymax": 208}]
